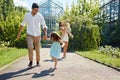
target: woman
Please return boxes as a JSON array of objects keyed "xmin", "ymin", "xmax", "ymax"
[{"xmin": 59, "ymin": 21, "xmax": 72, "ymax": 59}]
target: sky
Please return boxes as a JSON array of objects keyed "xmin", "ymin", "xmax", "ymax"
[{"xmin": 14, "ymin": 0, "xmax": 77, "ymax": 10}]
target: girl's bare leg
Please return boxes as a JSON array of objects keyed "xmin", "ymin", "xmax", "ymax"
[
  {"xmin": 63, "ymin": 42, "xmax": 68, "ymax": 57},
  {"xmin": 51, "ymin": 56, "xmax": 54, "ymax": 61},
  {"xmin": 54, "ymin": 58, "xmax": 58, "ymax": 69},
  {"xmin": 52, "ymin": 57, "xmax": 58, "ymax": 69}
]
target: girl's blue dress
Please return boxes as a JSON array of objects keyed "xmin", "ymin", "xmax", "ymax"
[{"xmin": 50, "ymin": 42, "xmax": 61, "ymax": 59}]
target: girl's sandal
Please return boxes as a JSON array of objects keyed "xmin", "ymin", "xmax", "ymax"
[{"xmin": 52, "ymin": 68, "xmax": 57, "ymax": 71}]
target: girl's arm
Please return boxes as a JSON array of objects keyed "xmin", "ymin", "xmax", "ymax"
[
  {"xmin": 47, "ymin": 38, "xmax": 51, "ymax": 41},
  {"xmin": 42, "ymin": 37, "xmax": 51, "ymax": 41},
  {"xmin": 59, "ymin": 39, "xmax": 65, "ymax": 48}
]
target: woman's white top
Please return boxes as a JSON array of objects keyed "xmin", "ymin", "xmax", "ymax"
[
  {"xmin": 61, "ymin": 26, "xmax": 69, "ymax": 42},
  {"xmin": 62, "ymin": 32, "xmax": 69, "ymax": 42}
]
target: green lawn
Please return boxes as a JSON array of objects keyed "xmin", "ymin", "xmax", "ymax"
[
  {"xmin": 76, "ymin": 50, "xmax": 120, "ymax": 68},
  {"xmin": 0, "ymin": 47, "xmax": 27, "ymax": 68}
]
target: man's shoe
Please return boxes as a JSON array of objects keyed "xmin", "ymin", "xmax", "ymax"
[
  {"xmin": 28, "ymin": 61, "xmax": 32, "ymax": 68},
  {"xmin": 36, "ymin": 61, "xmax": 40, "ymax": 67}
]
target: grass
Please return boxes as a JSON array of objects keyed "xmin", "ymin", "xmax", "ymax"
[
  {"xmin": 0, "ymin": 47, "xmax": 27, "ymax": 68},
  {"xmin": 76, "ymin": 50, "xmax": 120, "ymax": 68}
]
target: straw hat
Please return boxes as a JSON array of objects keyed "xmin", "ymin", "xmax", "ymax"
[{"xmin": 51, "ymin": 32, "xmax": 61, "ymax": 39}]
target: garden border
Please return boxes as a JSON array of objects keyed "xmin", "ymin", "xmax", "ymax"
[
  {"xmin": 0, "ymin": 56, "xmax": 26, "ymax": 72},
  {"xmin": 76, "ymin": 52, "xmax": 120, "ymax": 72}
]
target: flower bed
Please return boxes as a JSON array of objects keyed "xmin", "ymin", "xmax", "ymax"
[{"xmin": 99, "ymin": 46, "xmax": 120, "ymax": 58}]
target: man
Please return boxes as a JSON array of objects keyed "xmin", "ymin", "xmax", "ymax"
[{"xmin": 17, "ymin": 3, "xmax": 47, "ymax": 67}]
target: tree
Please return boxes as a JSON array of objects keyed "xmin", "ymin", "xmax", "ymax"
[
  {"xmin": 0, "ymin": 0, "xmax": 27, "ymax": 48},
  {"xmin": 60, "ymin": 0, "xmax": 101, "ymax": 50}
]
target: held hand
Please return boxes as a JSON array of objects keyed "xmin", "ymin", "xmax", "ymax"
[
  {"xmin": 43, "ymin": 35, "xmax": 48, "ymax": 40},
  {"xmin": 42, "ymin": 37, "xmax": 50, "ymax": 41},
  {"xmin": 47, "ymin": 38, "xmax": 50, "ymax": 41}
]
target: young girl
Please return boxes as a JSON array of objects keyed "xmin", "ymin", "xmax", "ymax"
[{"xmin": 50, "ymin": 32, "xmax": 65, "ymax": 70}]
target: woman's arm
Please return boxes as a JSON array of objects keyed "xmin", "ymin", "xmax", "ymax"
[{"xmin": 60, "ymin": 26, "xmax": 66, "ymax": 31}]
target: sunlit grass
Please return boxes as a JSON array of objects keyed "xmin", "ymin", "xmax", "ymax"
[
  {"xmin": 76, "ymin": 50, "xmax": 120, "ymax": 68},
  {"xmin": 0, "ymin": 47, "xmax": 27, "ymax": 68}
]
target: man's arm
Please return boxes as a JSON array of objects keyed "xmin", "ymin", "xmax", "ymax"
[
  {"xmin": 17, "ymin": 25, "xmax": 23, "ymax": 39},
  {"xmin": 43, "ymin": 27, "xmax": 47, "ymax": 35},
  {"xmin": 17, "ymin": 13, "xmax": 27, "ymax": 39},
  {"xmin": 40, "ymin": 14, "xmax": 48, "ymax": 40},
  {"xmin": 43, "ymin": 27, "xmax": 47, "ymax": 40}
]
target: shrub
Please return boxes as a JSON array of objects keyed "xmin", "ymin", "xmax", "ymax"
[
  {"xmin": 0, "ymin": 41, "xmax": 10, "ymax": 48},
  {"xmin": 12, "ymin": 34, "xmax": 27, "ymax": 48},
  {"xmin": 99, "ymin": 46, "xmax": 120, "ymax": 58},
  {"xmin": 68, "ymin": 16, "xmax": 101, "ymax": 51}
]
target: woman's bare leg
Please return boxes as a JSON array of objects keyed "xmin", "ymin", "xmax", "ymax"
[{"xmin": 63, "ymin": 42, "xmax": 68, "ymax": 57}]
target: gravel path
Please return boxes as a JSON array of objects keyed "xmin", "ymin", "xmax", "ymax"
[{"xmin": 0, "ymin": 48, "xmax": 120, "ymax": 80}]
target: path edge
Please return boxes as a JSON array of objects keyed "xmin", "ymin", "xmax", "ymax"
[
  {"xmin": 0, "ymin": 56, "xmax": 26, "ymax": 72},
  {"xmin": 76, "ymin": 52, "xmax": 120, "ymax": 72}
]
